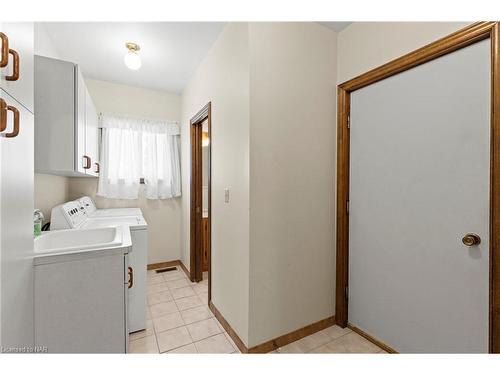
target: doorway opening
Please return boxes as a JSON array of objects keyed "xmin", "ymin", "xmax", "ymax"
[{"xmin": 190, "ymin": 103, "xmax": 211, "ymax": 300}]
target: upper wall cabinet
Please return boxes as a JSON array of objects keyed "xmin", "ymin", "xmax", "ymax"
[
  {"xmin": 0, "ymin": 22, "xmax": 34, "ymax": 113},
  {"xmin": 35, "ymin": 55, "xmax": 99, "ymax": 177}
]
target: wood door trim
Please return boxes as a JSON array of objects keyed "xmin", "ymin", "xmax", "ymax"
[
  {"xmin": 190, "ymin": 102, "xmax": 212, "ymax": 304},
  {"xmin": 335, "ymin": 21, "xmax": 500, "ymax": 353}
]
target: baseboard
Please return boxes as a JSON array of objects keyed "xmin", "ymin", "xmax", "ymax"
[
  {"xmin": 347, "ymin": 324, "xmax": 398, "ymax": 353},
  {"xmin": 147, "ymin": 260, "xmax": 180, "ymax": 270},
  {"xmin": 178, "ymin": 260, "xmax": 190, "ymax": 279},
  {"xmin": 209, "ymin": 300, "xmax": 336, "ymax": 354},
  {"xmin": 248, "ymin": 315, "xmax": 336, "ymax": 353},
  {"xmin": 147, "ymin": 259, "xmax": 190, "ymax": 280},
  {"xmin": 209, "ymin": 301, "xmax": 249, "ymax": 353}
]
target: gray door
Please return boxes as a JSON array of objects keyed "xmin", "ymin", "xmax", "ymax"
[{"xmin": 348, "ymin": 39, "xmax": 490, "ymax": 353}]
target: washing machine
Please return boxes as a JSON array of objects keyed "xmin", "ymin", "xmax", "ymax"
[
  {"xmin": 78, "ymin": 196, "xmax": 143, "ymax": 218},
  {"xmin": 50, "ymin": 200, "xmax": 147, "ymax": 333}
]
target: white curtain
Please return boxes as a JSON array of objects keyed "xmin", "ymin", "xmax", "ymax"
[{"xmin": 97, "ymin": 114, "xmax": 181, "ymax": 200}]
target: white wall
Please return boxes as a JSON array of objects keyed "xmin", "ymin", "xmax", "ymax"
[
  {"xmin": 67, "ymin": 79, "xmax": 182, "ymax": 265},
  {"xmin": 181, "ymin": 23, "xmax": 250, "ymax": 345},
  {"xmin": 337, "ymin": 22, "xmax": 471, "ymax": 83},
  {"xmin": 34, "ymin": 22, "xmax": 70, "ymax": 221},
  {"xmin": 247, "ymin": 22, "xmax": 337, "ymax": 347}
]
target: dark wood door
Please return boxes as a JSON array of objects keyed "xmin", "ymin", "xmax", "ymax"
[{"xmin": 202, "ymin": 218, "xmax": 209, "ymax": 272}]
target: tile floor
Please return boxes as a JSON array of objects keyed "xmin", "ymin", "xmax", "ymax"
[
  {"xmin": 128, "ymin": 267, "xmax": 386, "ymax": 354},
  {"xmin": 129, "ymin": 268, "xmax": 239, "ymax": 354}
]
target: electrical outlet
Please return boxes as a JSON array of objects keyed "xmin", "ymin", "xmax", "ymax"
[{"xmin": 224, "ymin": 188, "xmax": 230, "ymax": 203}]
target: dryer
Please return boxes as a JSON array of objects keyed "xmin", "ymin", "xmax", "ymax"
[{"xmin": 50, "ymin": 201, "xmax": 147, "ymax": 333}]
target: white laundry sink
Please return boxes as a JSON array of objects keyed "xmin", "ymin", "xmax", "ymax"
[{"xmin": 34, "ymin": 227, "xmax": 123, "ymax": 255}]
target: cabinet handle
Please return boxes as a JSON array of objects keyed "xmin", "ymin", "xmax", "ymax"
[
  {"xmin": 128, "ymin": 267, "xmax": 134, "ymax": 289},
  {"xmin": 0, "ymin": 98, "xmax": 6, "ymax": 132},
  {"xmin": 5, "ymin": 49, "xmax": 19, "ymax": 81},
  {"xmin": 0, "ymin": 32, "xmax": 8, "ymax": 68},
  {"xmin": 94, "ymin": 162, "xmax": 100, "ymax": 173},
  {"xmin": 3, "ymin": 105, "xmax": 19, "ymax": 138},
  {"xmin": 82, "ymin": 155, "xmax": 91, "ymax": 169}
]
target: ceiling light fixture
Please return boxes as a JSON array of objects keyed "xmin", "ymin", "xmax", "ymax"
[{"xmin": 124, "ymin": 42, "xmax": 141, "ymax": 70}]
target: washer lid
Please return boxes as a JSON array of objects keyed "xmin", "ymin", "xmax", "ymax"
[{"xmin": 80, "ymin": 216, "xmax": 147, "ymax": 230}]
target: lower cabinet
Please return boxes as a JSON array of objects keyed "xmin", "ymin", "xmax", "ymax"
[{"xmin": 34, "ymin": 252, "xmax": 129, "ymax": 353}]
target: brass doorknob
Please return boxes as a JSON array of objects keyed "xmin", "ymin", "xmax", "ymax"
[{"xmin": 462, "ymin": 233, "xmax": 481, "ymax": 246}]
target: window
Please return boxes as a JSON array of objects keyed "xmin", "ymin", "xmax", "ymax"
[{"xmin": 97, "ymin": 114, "xmax": 181, "ymax": 200}]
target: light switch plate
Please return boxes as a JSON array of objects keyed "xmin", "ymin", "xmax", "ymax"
[{"xmin": 224, "ymin": 188, "xmax": 229, "ymax": 203}]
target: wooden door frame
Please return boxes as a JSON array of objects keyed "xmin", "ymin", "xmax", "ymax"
[
  {"xmin": 335, "ymin": 22, "xmax": 500, "ymax": 353},
  {"xmin": 190, "ymin": 102, "xmax": 212, "ymax": 300}
]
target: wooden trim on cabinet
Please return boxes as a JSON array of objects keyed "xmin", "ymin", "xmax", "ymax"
[
  {"xmin": 0, "ymin": 98, "xmax": 7, "ymax": 132},
  {"xmin": 0, "ymin": 32, "xmax": 8, "ymax": 68},
  {"xmin": 4, "ymin": 104, "xmax": 20, "ymax": 138},
  {"xmin": 347, "ymin": 324, "xmax": 398, "ymax": 354},
  {"xmin": 335, "ymin": 21, "xmax": 500, "ymax": 353},
  {"xmin": 5, "ymin": 49, "xmax": 19, "ymax": 81}
]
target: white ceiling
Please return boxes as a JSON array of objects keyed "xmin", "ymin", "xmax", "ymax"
[
  {"xmin": 42, "ymin": 22, "xmax": 226, "ymax": 93},
  {"xmin": 318, "ymin": 22, "xmax": 352, "ymax": 32}
]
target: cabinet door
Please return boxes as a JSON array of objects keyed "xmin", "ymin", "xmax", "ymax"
[
  {"xmin": 34, "ymin": 253, "xmax": 127, "ymax": 353},
  {"xmin": 0, "ymin": 23, "xmax": 33, "ymax": 113},
  {"xmin": 75, "ymin": 66, "xmax": 86, "ymax": 174},
  {"xmin": 85, "ymin": 88, "xmax": 99, "ymax": 177},
  {"xmin": 0, "ymin": 88, "xmax": 34, "ymax": 348}
]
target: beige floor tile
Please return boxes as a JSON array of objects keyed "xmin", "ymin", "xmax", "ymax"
[
  {"xmin": 150, "ymin": 301, "xmax": 179, "ymax": 318},
  {"xmin": 166, "ymin": 278, "xmax": 191, "ymax": 290},
  {"xmin": 214, "ymin": 318, "xmax": 225, "ymax": 331},
  {"xmin": 129, "ymin": 319, "xmax": 154, "ymax": 341},
  {"xmin": 195, "ymin": 333, "xmax": 235, "ymax": 353},
  {"xmin": 163, "ymin": 270, "xmax": 187, "ymax": 281},
  {"xmin": 198, "ymin": 292, "xmax": 209, "ymax": 304},
  {"xmin": 180, "ymin": 305, "xmax": 213, "ymax": 325},
  {"xmin": 310, "ymin": 332, "xmax": 381, "ymax": 353},
  {"xmin": 171, "ymin": 286, "xmax": 196, "ymax": 300},
  {"xmin": 165, "ymin": 343, "xmax": 198, "ymax": 354},
  {"xmin": 186, "ymin": 317, "xmax": 221, "ymax": 342},
  {"xmin": 148, "ymin": 290, "xmax": 174, "ymax": 305},
  {"xmin": 224, "ymin": 332, "xmax": 240, "ymax": 352},
  {"xmin": 128, "ymin": 335, "xmax": 159, "ymax": 354},
  {"xmin": 148, "ymin": 282, "xmax": 169, "ymax": 294},
  {"xmin": 148, "ymin": 274, "xmax": 165, "ymax": 285},
  {"xmin": 175, "ymin": 295, "xmax": 204, "ymax": 311},
  {"xmin": 279, "ymin": 330, "xmax": 333, "ymax": 353},
  {"xmin": 320, "ymin": 325, "xmax": 352, "ymax": 340},
  {"xmin": 157, "ymin": 326, "xmax": 193, "ymax": 353},
  {"xmin": 153, "ymin": 311, "xmax": 185, "ymax": 333},
  {"xmin": 192, "ymin": 283, "xmax": 208, "ymax": 295}
]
